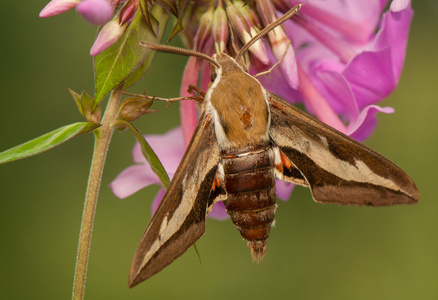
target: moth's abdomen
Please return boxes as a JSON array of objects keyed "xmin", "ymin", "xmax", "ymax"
[{"xmin": 222, "ymin": 145, "xmax": 277, "ymax": 262}]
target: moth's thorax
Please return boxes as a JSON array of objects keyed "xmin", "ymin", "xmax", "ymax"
[{"xmin": 207, "ymin": 53, "xmax": 270, "ymax": 151}]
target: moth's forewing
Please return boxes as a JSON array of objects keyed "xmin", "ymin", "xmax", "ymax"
[
  {"xmin": 129, "ymin": 112, "xmax": 220, "ymax": 287},
  {"xmin": 268, "ymin": 92, "xmax": 419, "ymax": 206}
]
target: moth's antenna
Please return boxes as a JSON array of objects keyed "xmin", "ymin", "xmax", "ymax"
[
  {"xmin": 140, "ymin": 42, "xmax": 220, "ymax": 68},
  {"xmin": 235, "ymin": 4, "xmax": 302, "ymax": 62}
]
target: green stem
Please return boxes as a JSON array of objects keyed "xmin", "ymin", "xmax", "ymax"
[{"xmin": 72, "ymin": 88, "xmax": 122, "ymax": 300}]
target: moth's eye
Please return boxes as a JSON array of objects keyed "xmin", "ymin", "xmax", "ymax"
[{"xmin": 210, "ymin": 69, "xmax": 217, "ymax": 82}]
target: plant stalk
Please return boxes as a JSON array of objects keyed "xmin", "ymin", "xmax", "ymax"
[{"xmin": 72, "ymin": 88, "xmax": 122, "ymax": 300}]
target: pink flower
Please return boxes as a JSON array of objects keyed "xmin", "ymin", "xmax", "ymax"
[
  {"xmin": 40, "ymin": 0, "xmax": 113, "ymax": 24},
  {"xmin": 177, "ymin": 0, "xmax": 412, "ymax": 142},
  {"xmin": 76, "ymin": 0, "xmax": 114, "ymax": 25},
  {"xmin": 174, "ymin": 0, "xmax": 413, "ymax": 201},
  {"xmin": 90, "ymin": 19, "xmax": 126, "ymax": 56},
  {"xmin": 87, "ymin": 0, "xmax": 138, "ymax": 55},
  {"xmin": 110, "ymin": 122, "xmax": 295, "ymax": 219},
  {"xmin": 39, "ymin": 0, "xmax": 81, "ymax": 17},
  {"xmin": 109, "ymin": 127, "xmax": 229, "ymax": 220},
  {"xmin": 252, "ymin": 0, "xmax": 413, "ymax": 140},
  {"xmin": 40, "ymin": 0, "xmax": 136, "ymax": 55}
]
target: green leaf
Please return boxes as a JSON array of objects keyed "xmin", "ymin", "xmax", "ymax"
[
  {"xmin": 168, "ymin": 0, "xmax": 190, "ymax": 41},
  {"xmin": 0, "ymin": 122, "xmax": 100, "ymax": 164},
  {"xmin": 192, "ymin": 243, "xmax": 201, "ymax": 264},
  {"xmin": 124, "ymin": 9, "xmax": 170, "ymax": 90},
  {"xmin": 116, "ymin": 120, "xmax": 170, "ymax": 188},
  {"xmin": 123, "ymin": 40, "xmax": 158, "ymax": 90},
  {"xmin": 155, "ymin": 0, "xmax": 178, "ymax": 16},
  {"xmin": 69, "ymin": 89, "xmax": 102, "ymax": 123},
  {"xmin": 93, "ymin": 5, "xmax": 170, "ymax": 108},
  {"xmin": 70, "ymin": 89, "xmax": 83, "ymax": 113},
  {"xmin": 139, "ymin": 0, "xmax": 155, "ymax": 36}
]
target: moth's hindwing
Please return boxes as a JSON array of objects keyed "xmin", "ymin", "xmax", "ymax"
[
  {"xmin": 268, "ymin": 92, "xmax": 419, "ymax": 206},
  {"xmin": 129, "ymin": 112, "xmax": 220, "ymax": 287}
]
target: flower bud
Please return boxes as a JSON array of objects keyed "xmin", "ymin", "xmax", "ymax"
[
  {"xmin": 226, "ymin": 0, "xmax": 269, "ymax": 64},
  {"xmin": 195, "ymin": 3, "xmax": 214, "ymax": 52},
  {"xmin": 117, "ymin": 97, "xmax": 154, "ymax": 121},
  {"xmin": 270, "ymin": 0, "xmax": 292, "ymax": 13},
  {"xmin": 39, "ymin": 0, "xmax": 81, "ymax": 18},
  {"xmin": 90, "ymin": 19, "xmax": 126, "ymax": 56},
  {"xmin": 76, "ymin": 0, "xmax": 114, "ymax": 25},
  {"xmin": 119, "ymin": 0, "xmax": 138, "ymax": 26},
  {"xmin": 212, "ymin": 4, "xmax": 228, "ymax": 53},
  {"xmin": 69, "ymin": 89, "xmax": 102, "ymax": 124},
  {"xmin": 256, "ymin": 0, "xmax": 298, "ymax": 88},
  {"xmin": 154, "ymin": 0, "xmax": 178, "ymax": 17}
]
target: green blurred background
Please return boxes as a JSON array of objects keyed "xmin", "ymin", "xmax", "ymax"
[{"xmin": 1, "ymin": 1, "xmax": 437, "ymax": 299}]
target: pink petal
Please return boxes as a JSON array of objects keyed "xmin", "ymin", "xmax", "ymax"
[
  {"xmin": 297, "ymin": 63, "xmax": 347, "ymax": 133},
  {"xmin": 111, "ymin": 127, "xmax": 185, "ymax": 202},
  {"xmin": 200, "ymin": 58, "xmax": 213, "ymax": 91},
  {"xmin": 276, "ymin": 180, "xmax": 295, "ymax": 201},
  {"xmin": 151, "ymin": 188, "xmax": 165, "ymax": 215},
  {"xmin": 180, "ymin": 57, "xmax": 201, "ymax": 146},
  {"xmin": 109, "ymin": 165, "xmax": 161, "ymax": 199},
  {"xmin": 347, "ymin": 105, "xmax": 394, "ymax": 141},
  {"xmin": 250, "ymin": 52, "xmax": 303, "ymax": 104},
  {"xmin": 312, "ymin": 61, "xmax": 359, "ymax": 119},
  {"xmin": 292, "ymin": 13, "xmax": 357, "ymax": 63},
  {"xmin": 90, "ymin": 19, "xmax": 125, "ymax": 56},
  {"xmin": 108, "ymin": 0, "xmax": 125, "ymax": 7},
  {"xmin": 343, "ymin": 48, "xmax": 395, "ymax": 108},
  {"xmin": 248, "ymin": 40, "xmax": 270, "ymax": 65},
  {"xmin": 39, "ymin": 0, "xmax": 80, "ymax": 18},
  {"xmin": 209, "ymin": 201, "xmax": 229, "ymax": 220},
  {"xmin": 132, "ymin": 127, "xmax": 185, "ymax": 176},
  {"xmin": 372, "ymin": 3, "xmax": 413, "ymax": 80},
  {"xmin": 119, "ymin": 1, "xmax": 137, "ymax": 24},
  {"xmin": 390, "ymin": 0, "xmax": 411, "ymax": 12},
  {"xmin": 293, "ymin": 0, "xmax": 382, "ymax": 43},
  {"xmin": 380, "ymin": 0, "xmax": 391, "ymax": 10},
  {"xmin": 180, "ymin": 101, "xmax": 198, "ymax": 147},
  {"xmin": 151, "ymin": 190, "xmax": 229, "ymax": 221},
  {"xmin": 343, "ymin": 3, "xmax": 413, "ymax": 108},
  {"xmin": 76, "ymin": 0, "xmax": 113, "ymax": 25},
  {"xmin": 277, "ymin": 42, "xmax": 299, "ymax": 89},
  {"xmin": 283, "ymin": 16, "xmax": 344, "ymax": 81}
]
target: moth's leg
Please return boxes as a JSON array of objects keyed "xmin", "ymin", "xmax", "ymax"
[
  {"xmin": 123, "ymin": 91, "xmax": 200, "ymax": 104},
  {"xmin": 187, "ymin": 84, "xmax": 206, "ymax": 99},
  {"xmin": 253, "ymin": 41, "xmax": 291, "ymax": 79}
]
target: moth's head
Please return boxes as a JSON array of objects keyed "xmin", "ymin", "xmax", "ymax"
[{"xmin": 210, "ymin": 52, "xmax": 248, "ymax": 82}]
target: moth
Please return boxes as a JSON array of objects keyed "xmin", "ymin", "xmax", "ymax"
[{"xmin": 128, "ymin": 5, "xmax": 419, "ymax": 287}]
